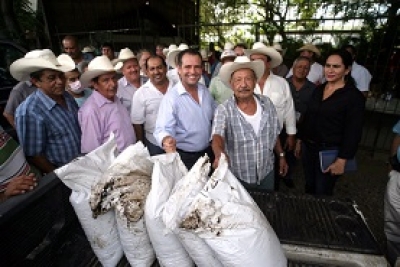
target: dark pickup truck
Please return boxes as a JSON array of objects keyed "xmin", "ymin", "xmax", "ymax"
[{"xmin": 0, "ymin": 171, "xmax": 389, "ymax": 267}]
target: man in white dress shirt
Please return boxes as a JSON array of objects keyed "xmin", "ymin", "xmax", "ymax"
[
  {"xmin": 245, "ymin": 42, "xmax": 296, "ymax": 190},
  {"xmin": 343, "ymin": 44, "xmax": 372, "ymax": 97},
  {"xmin": 131, "ymin": 55, "xmax": 173, "ymax": 155}
]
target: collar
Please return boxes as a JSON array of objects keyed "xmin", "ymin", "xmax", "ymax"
[
  {"xmin": 92, "ymin": 90, "xmax": 116, "ymax": 108},
  {"xmin": 36, "ymin": 89, "xmax": 59, "ymax": 110},
  {"xmin": 176, "ymin": 81, "xmax": 204, "ymax": 95}
]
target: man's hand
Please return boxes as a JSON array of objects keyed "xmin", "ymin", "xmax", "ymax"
[
  {"xmin": 294, "ymin": 140, "xmax": 302, "ymax": 159},
  {"xmin": 279, "ymin": 157, "xmax": 289, "ymax": 176},
  {"xmin": 3, "ymin": 173, "xmax": 37, "ymax": 199},
  {"xmin": 213, "ymin": 152, "xmax": 229, "ymax": 169},
  {"xmin": 162, "ymin": 136, "xmax": 177, "ymax": 153}
]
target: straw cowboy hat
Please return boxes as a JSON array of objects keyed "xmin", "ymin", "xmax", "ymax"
[
  {"xmin": 166, "ymin": 43, "xmax": 189, "ymax": 68},
  {"xmin": 297, "ymin": 43, "xmax": 321, "ymax": 57},
  {"xmin": 244, "ymin": 42, "xmax": 283, "ymax": 68},
  {"xmin": 163, "ymin": 44, "xmax": 177, "ymax": 57},
  {"xmin": 272, "ymin": 43, "xmax": 287, "ymax": 56},
  {"xmin": 10, "ymin": 49, "xmax": 75, "ymax": 82},
  {"xmin": 82, "ymin": 46, "xmax": 95, "ymax": 53},
  {"xmin": 80, "ymin": 55, "xmax": 120, "ymax": 87},
  {"xmin": 219, "ymin": 56, "xmax": 265, "ymax": 84},
  {"xmin": 220, "ymin": 49, "xmax": 236, "ymax": 61},
  {"xmin": 112, "ymin": 48, "xmax": 137, "ymax": 65},
  {"xmin": 224, "ymin": 42, "xmax": 234, "ymax": 50}
]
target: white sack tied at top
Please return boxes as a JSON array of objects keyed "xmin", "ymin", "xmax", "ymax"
[
  {"xmin": 145, "ymin": 153, "xmax": 194, "ymax": 267},
  {"xmin": 89, "ymin": 141, "xmax": 155, "ymax": 266},
  {"xmin": 181, "ymin": 154, "xmax": 287, "ymax": 267},
  {"xmin": 54, "ymin": 134, "xmax": 123, "ymax": 267},
  {"xmin": 163, "ymin": 154, "xmax": 223, "ymax": 267}
]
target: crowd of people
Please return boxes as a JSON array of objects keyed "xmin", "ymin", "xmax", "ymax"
[{"xmin": 1, "ymin": 35, "xmax": 371, "ymax": 203}]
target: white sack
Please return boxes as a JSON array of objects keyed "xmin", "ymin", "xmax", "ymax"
[
  {"xmin": 163, "ymin": 155, "xmax": 223, "ymax": 267},
  {"xmin": 55, "ymin": 135, "xmax": 123, "ymax": 267},
  {"xmin": 145, "ymin": 153, "xmax": 193, "ymax": 267},
  {"xmin": 90, "ymin": 142, "xmax": 155, "ymax": 266},
  {"xmin": 182, "ymin": 154, "xmax": 287, "ymax": 267}
]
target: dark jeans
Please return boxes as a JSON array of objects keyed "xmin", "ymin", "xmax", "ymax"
[
  {"xmin": 177, "ymin": 146, "xmax": 214, "ymax": 170},
  {"xmin": 301, "ymin": 141, "xmax": 339, "ymax": 196},
  {"xmin": 240, "ymin": 171, "xmax": 274, "ymax": 191},
  {"xmin": 144, "ymin": 137, "xmax": 165, "ymax": 156}
]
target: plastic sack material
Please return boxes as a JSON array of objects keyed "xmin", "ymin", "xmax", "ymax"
[
  {"xmin": 90, "ymin": 142, "xmax": 155, "ymax": 266},
  {"xmin": 145, "ymin": 153, "xmax": 194, "ymax": 267},
  {"xmin": 163, "ymin": 155, "xmax": 223, "ymax": 267},
  {"xmin": 55, "ymin": 135, "xmax": 123, "ymax": 267},
  {"xmin": 182, "ymin": 154, "xmax": 287, "ymax": 267}
]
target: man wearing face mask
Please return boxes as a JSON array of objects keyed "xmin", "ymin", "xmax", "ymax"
[{"xmin": 65, "ymin": 68, "xmax": 92, "ymax": 107}]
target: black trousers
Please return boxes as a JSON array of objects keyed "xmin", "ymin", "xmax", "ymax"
[{"xmin": 177, "ymin": 146, "xmax": 214, "ymax": 171}]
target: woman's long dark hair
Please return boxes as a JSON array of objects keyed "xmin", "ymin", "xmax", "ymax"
[{"xmin": 325, "ymin": 49, "xmax": 356, "ymax": 87}]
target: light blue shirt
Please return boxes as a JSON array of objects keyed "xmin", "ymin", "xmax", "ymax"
[{"xmin": 154, "ymin": 81, "xmax": 216, "ymax": 152}]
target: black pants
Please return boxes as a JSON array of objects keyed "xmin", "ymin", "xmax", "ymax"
[
  {"xmin": 274, "ymin": 130, "xmax": 296, "ymax": 190},
  {"xmin": 177, "ymin": 146, "xmax": 214, "ymax": 171},
  {"xmin": 301, "ymin": 141, "xmax": 339, "ymax": 196}
]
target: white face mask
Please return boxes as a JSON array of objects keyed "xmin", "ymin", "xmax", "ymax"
[{"xmin": 68, "ymin": 80, "xmax": 84, "ymax": 93}]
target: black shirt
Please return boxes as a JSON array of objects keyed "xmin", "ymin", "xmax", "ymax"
[
  {"xmin": 298, "ymin": 82, "xmax": 366, "ymax": 159},
  {"xmin": 287, "ymin": 77, "xmax": 316, "ymax": 115}
]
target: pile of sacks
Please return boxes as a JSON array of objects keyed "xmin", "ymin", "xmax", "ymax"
[{"xmin": 55, "ymin": 136, "xmax": 287, "ymax": 267}]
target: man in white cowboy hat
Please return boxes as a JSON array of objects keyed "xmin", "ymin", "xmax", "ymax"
[
  {"xmin": 11, "ymin": 49, "xmax": 81, "ymax": 173},
  {"xmin": 79, "ymin": 55, "xmax": 136, "ymax": 154},
  {"xmin": 154, "ymin": 49, "xmax": 217, "ymax": 169},
  {"xmin": 286, "ymin": 43, "xmax": 324, "ymax": 85},
  {"xmin": 113, "ymin": 48, "xmax": 141, "ymax": 111},
  {"xmin": 209, "ymin": 49, "xmax": 236, "ymax": 103},
  {"xmin": 131, "ymin": 55, "xmax": 173, "ymax": 156},
  {"xmin": 212, "ymin": 56, "xmax": 288, "ymax": 190},
  {"xmin": 272, "ymin": 43, "xmax": 289, "ymax": 78},
  {"xmin": 246, "ymin": 42, "xmax": 296, "ymax": 190},
  {"xmin": 163, "ymin": 44, "xmax": 177, "ymax": 69}
]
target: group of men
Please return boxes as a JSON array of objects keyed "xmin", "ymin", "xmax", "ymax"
[{"xmin": 1, "ymin": 36, "xmax": 373, "ymax": 202}]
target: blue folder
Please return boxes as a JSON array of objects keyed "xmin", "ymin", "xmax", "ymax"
[{"xmin": 319, "ymin": 149, "xmax": 357, "ymax": 172}]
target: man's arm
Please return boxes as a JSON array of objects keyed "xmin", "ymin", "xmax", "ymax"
[
  {"xmin": 282, "ymin": 80, "xmax": 297, "ymax": 150},
  {"xmin": 27, "ymin": 155, "xmax": 56, "ymax": 174},
  {"xmin": 154, "ymin": 95, "xmax": 176, "ymax": 147},
  {"xmin": 391, "ymin": 135, "xmax": 400, "ymax": 156},
  {"xmin": 133, "ymin": 124, "xmax": 144, "ymax": 143},
  {"xmin": 274, "ymin": 138, "xmax": 288, "ymax": 176},
  {"xmin": 211, "ymin": 134, "xmax": 228, "ymax": 169},
  {"xmin": 0, "ymin": 173, "xmax": 37, "ymax": 202},
  {"xmin": 3, "ymin": 112, "xmax": 15, "ymax": 128}
]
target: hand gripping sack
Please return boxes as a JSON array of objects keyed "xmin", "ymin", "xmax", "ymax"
[
  {"xmin": 145, "ymin": 153, "xmax": 194, "ymax": 267},
  {"xmin": 182, "ymin": 154, "xmax": 287, "ymax": 267},
  {"xmin": 163, "ymin": 155, "xmax": 223, "ymax": 267},
  {"xmin": 90, "ymin": 142, "xmax": 155, "ymax": 266},
  {"xmin": 55, "ymin": 135, "xmax": 123, "ymax": 267}
]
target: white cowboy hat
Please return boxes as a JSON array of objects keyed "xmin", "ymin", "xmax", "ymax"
[
  {"xmin": 220, "ymin": 49, "xmax": 236, "ymax": 61},
  {"xmin": 80, "ymin": 55, "xmax": 120, "ymax": 87},
  {"xmin": 166, "ymin": 43, "xmax": 189, "ymax": 68},
  {"xmin": 244, "ymin": 42, "xmax": 283, "ymax": 68},
  {"xmin": 224, "ymin": 42, "xmax": 234, "ymax": 50},
  {"xmin": 163, "ymin": 44, "xmax": 177, "ymax": 57},
  {"xmin": 82, "ymin": 46, "xmax": 95, "ymax": 53},
  {"xmin": 112, "ymin": 48, "xmax": 137, "ymax": 65},
  {"xmin": 272, "ymin": 43, "xmax": 287, "ymax": 56},
  {"xmin": 10, "ymin": 49, "xmax": 75, "ymax": 81},
  {"xmin": 297, "ymin": 43, "xmax": 321, "ymax": 57},
  {"xmin": 219, "ymin": 56, "xmax": 265, "ymax": 84}
]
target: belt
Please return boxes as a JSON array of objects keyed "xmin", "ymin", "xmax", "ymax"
[{"xmin": 177, "ymin": 147, "xmax": 210, "ymax": 155}]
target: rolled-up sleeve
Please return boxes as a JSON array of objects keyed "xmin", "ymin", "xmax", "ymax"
[
  {"xmin": 283, "ymin": 81, "xmax": 297, "ymax": 135},
  {"xmin": 130, "ymin": 91, "xmax": 145, "ymax": 124},
  {"xmin": 211, "ymin": 104, "xmax": 227, "ymax": 137}
]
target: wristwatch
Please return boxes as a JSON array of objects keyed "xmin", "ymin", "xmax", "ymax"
[{"xmin": 279, "ymin": 152, "xmax": 285, "ymax": 157}]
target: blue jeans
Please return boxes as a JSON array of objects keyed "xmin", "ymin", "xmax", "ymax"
[
  {"xmin": 240, "ymin": 171, "xmax": 274, "ymax": 191},
  {"xmin": 301, "ymin": 142, "xmax": 339, "ymax": 196}
]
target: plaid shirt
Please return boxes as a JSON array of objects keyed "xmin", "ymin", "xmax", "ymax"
[
  {"xmin": 15, "ymin": 90, "xmax": 81, "ymax": 167},
  {"xmin": 212, "ymin": 94, "xmax": 281, "ymax": 184}
]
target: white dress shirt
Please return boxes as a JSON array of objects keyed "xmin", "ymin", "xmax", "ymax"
[
  {"xmin": 351, "ymin": 62, "xmax": 372, "ymax": 92},
  {"xmin": 255, "ymin": 72, "xmax": 296, "ymax": 135}
]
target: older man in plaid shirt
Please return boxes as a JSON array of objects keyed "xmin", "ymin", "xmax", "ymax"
[{"xmin": 211, "ymin": 56, "xmax": 288, "ymax": 190}]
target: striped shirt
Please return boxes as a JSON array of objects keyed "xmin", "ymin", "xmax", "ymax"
[
  {"xmin": 0, "ymin": 126, "xmax": 41, "ymax": 192},
  {"xmin": 15, "ymin": 90, "xmax": 81, "ymax": 167},
  {"xmin": 212, "ymin": 94, "xmax": 281, "ymax": 184}
]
